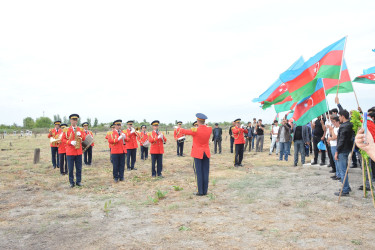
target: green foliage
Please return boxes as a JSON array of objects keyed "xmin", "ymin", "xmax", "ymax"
[
  {"xmin": 212, "ymin": 179, "xmax": 217, "ymax": 186},
  {"xmin": 351, "ymin": 239, "xmax": 362, "ymax": 245},
  {"xmin": 156, "ymin": 189, "xmax": 167, "ymax": 199},
  {"xmin": 172, "ymin": 185, "xmax": 183, "ymax": 191},
  {"xmin": 35, "ymin": 117, "xmax": 52, "ymax": 128},
  {"xmin": 87, "ymin": 118, "xmax": 92, "ymax": 127},
  {"xmin": 178, "ymin": 226, "xmax": 191, "ymax": 231},
  {"xmin": 63, "ymin": 116, "xmax": 69, "ymax": 124},
  {"xmin": 103, "ymin": 200, "xmax": 112, "ymax": 216},
  {"xmin": 93, "ymin": 118, "xmax": 98, "ymax": 127},
  {"xmin": 53, "ymin": 114, "xmax": 61, "ymax": 122},
  {"xmin": 148, "ymin": 196, "xmax": 159, "ymax": 204},
  {"xmin": 23, "ymin": 117, "xmax": 35, "ymax": 129},
  {"xmin": 208, "ymin": 193, "xmax": 216, "ymax": 200},
  {"xmin": 351, "ymin": 110, "xmax": 369, "ymax": 161}
]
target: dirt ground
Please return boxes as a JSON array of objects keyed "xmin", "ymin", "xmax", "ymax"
[{"xmin": 0, "ymin": 130, "xmax": 374, "ymax": 249}]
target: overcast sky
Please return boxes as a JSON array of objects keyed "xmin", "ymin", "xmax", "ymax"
[{"xmin": 1, "ymin": 0, "xmax": 374, "ymax": 126}]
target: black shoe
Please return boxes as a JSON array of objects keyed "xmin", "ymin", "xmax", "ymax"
[
  {"xmin": 114, "ymin": 178, "xmax": 119, "ymax": 183},
  {"xmin": 335, "ymin": 192, "xmax": 349, "ymax": 196},
  {"xmin": 358, "ymin": 185, "xmax": 371, "ymax": 191},
  {"xmin": 157, "ymin": 174, "xmax": 164, "ymax": 178},
  {"xmin": 350, "ymin": 165, "xmax": 358, "ymax": 169},
  {"xmin": 234, "ymin": 164, "xmax": 239, "ymax": 167},
  {"xmin": 70, "ymin": 183, "xmax": 75, "ymax": 188},
  {"xmin": 194, "ymin": 192, "xmax": 204, "ymax": 196},
  {"xmin": 329, "ymin": 170, "xmax": 335, "ymax": 173},
  {"xmin": 131, "ymin": 168, "xmax": 137, "ymax": 170},
  {"xmin": 332, "ymin": 176, "xmax": 341, "ymax": 180},
  {"xmin": 294, "ymin": 163, "xmax": 297, "ymax": 167},
  {"xmin": 238, "ymin": 164, "xmax": 243, "ymax": 167},
  {"xmin": 311, "ymin": 162, "xmax": 318, "ymax": 165},
  {"xmin": 339, "ymin": 187, "xmax": 352, "ymax": 192},
  {"xmin": 320, "ymin": 163, "xmax": 326, "ymax": 166},
  {"xmin": 330, "ymin": 175, "xmax": 337, "ymax": 179},
  {"xmin": 76, "ymin": 182, "xmax": 82, "ymax": 187},
  {"xmin": 119, "ymin": 178, "xmax": 124, "ymax": 181}
]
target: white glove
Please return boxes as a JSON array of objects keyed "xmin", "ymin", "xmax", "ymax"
[
  {"xmin": 241, "ymin": 125, "xmax": 246, "ymax": 129},
  {"xmin": 118, "ymin": 135, "xmax": 123, "ymax": 140},
  {"xmin": 71, "ymin": 141, "xmax": 77, "ymax": 146},
  {"xmin": 158, "ymin": 133, "xmax": 163, "ymax": 139},
  {"xmin": 121, "ymin": 133, "xmax": 126, "ymax": 138},
  {"xmin": 130, "ymin": 127, "xmax": 135, "ymax": 134},
  {"xmin": 76, "ymin": 131, "xmax": 81, "ymax": 136}
]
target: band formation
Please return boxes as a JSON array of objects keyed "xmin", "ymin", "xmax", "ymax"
[{"xmin": 49, "ymin": 113, "xmax": 251, "ymax": 196}]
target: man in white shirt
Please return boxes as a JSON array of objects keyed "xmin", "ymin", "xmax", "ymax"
[{"xmin": 269, "ymin": 120, "xmax": 280, "ymax": 155}]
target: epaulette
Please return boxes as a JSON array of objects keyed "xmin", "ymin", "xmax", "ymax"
[
  {"xmin": 147, "ymin": 132, "xmax": 151, "ymax": 136},
  {"xmin": 79, "ymin": 127, "xmax": 84, "ymax": 132},
  {"xmin": 107, "ymin": 131, "xmax": 112, "ymax": 135},
  {"xmin": 191, "ymin": 127, "xmax": 197, "ymax": 132},
  {"xmin": 231, "ymin": 127, "xmax": 235, "ymax": 131},
  {"xmin": 63, "ymin": 128, "xmax": 68, "ymax": 133}
]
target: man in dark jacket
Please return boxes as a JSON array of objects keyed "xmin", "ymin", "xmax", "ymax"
[
  {"xmin": 212, "ymin": 123, "xmax": 222, "ymax": 154},
  {"xmin": 293, "ymin": 124, "xmax": 311, "ymax": 166},
  {"xmin": 277, "ymin": 119, "xmax": 291, "ymax": 161},
  {"xmin": 244, "ymin": 121, "xmax": 253, "ymax": 152},
  {"xmin": 229, "ymin": 121, "xmax": 235, "ymax": 153},
  {"xmin": 334, "ymin": 109, "xmax": 353, "ymax": 196},
  {"xmin": 312, "ymin": 115, "xmax": 326, "ymax": 165}
]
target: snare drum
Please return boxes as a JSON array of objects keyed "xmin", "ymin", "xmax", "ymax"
[{"xmin": 82, "ymin": 135, "xmax": 94, "ymax": 152}]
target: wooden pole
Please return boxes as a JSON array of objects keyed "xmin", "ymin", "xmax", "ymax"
[
  {"xmin": 337, "ymin": 142, "xmax": 356, "ymax": 202},
  {"xmin": 33, "ymin": 148, "xmax": 40, "ymax": 164},
  {"xmin": 365, "ymin": 159, "xmax": 375, "ymax": 209},
  {"xmin": 352, "ymin": 83, "xmax": 361, "ymax": 108},
  {"xmin": 362, "ymin": 156, "xmax": 367, "ymax": 198}
]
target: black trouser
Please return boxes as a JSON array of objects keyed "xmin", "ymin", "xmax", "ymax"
[
  {"xmin": 214, "ymin": 139, "xmax": 222, "ymax": 154},
  {"xmin": 352, "ymin": 147, "xmax": 358, "ymax": 167},
  {"xmin": 67, "ymin": 155, "xmax": 82, "ymax": 184},
  {"xmin": 112, "ymin": 153, "xmax": 125, "ymax": 180},
  {"xmin": 193, "ymin": 153, "xmax": 210, "ymax": 195},
  {"xmin": 177, "ymin": 141, "xmax": 184, "ymax": 156},
  {"xmin": 313, "ymin": 136, "xmax": 325, "ymax": 164},
  {"xmin": 325, "ymin": 140, "xmax": 335, "ymax": 172},
  {"xmin": 84, "ymin": 146, "xmax": 92, "ymax": 165},
  {"xmin": 109, "ymin": 148, "xmax": 112, "ymax": 163},
  {"xmin": 59, "ymin": 153, "xmax": 67, "ymax": 174},
  {"xmin": 141, "ymin": 146, "xmax": 148, "ymax": 160},
  {"xmin": 230, "ymin": 137, "xmax": 234, "ymax": 153},
  {"xmin": 51, "ymin": 147, "xmax": 58, "ymax": 168},
  {"xmin": 127, "ymin": 148, "xmax": 137, "ymax": 169},
  {"xmin": 235, "ymin": 144, "xmax": 244, "ymax": 165},
  {"xmin": 151, "ymin": 154, "xmax": 163, "ymax": 176}
]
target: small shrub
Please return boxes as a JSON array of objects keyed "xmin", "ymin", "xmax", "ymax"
[
  {"xmin": 173, "ymin": 185, "xmax": 183, "ymax": 191},
  {"xmin": 156, "ymin": 189, "xmax": 167, "ymax": 199}
]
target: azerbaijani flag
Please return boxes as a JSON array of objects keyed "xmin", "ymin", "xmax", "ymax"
[
  {"xmin": 253, "ymin": 56, "xmax": 304, "ymax": 109},
  {"xmin": 292, "ymin": 79, "xmax": 328, "ymax": 126},
  {"xmin": 323, "ymin": 59, "xmax": 353, "ymax": 95},
  {"xmin": 353, "ymin": 66, "xmax": 375, "ymax": 84},
  {"xmin": 274, "ymin": 96, "xmax": 297, "ymax": 113},
  {"xmin": 280, "ymin": 37, "xmax": 346, "ymax": 102}
]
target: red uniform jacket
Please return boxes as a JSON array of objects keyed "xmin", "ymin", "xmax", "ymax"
[
  {"xmin": 107, "ymin": 130, "xmax": 127, "ymax": 154},
  {"xmin": 148, "ymin": 131, "xmax": 167, "ymax": 154},
  {"xmin": 182, "ymin": 125, "xmax": 212, "ymax": 159},
  {"xmin": 174, "ymin": 127, "xmax": 185, "ymax": 140},
  {"xmin": 57, "ymin": 129, "xmax": 66, "ymax": 154},
  {"xmin": 232, "ymin": 126, "xmax": 248, "ymax": 144},
  {"xmin": 105, "ymin": 131, "xmax": 113, "ymax": 149},
  {"xmin": 125, "ymin": 128, "xmax": 138, "ymax": 149},
  {"xmin": 84, "ymin": 130, "xmax": 94, "ymax": 146},
  {"xmin": 47, "ymin": 128, "xmax": 61, "ymax": 147},
  {"xmin": 138, "ymin": 131, "xmax": 148, "ymax": 146},
  {"xmin": 61, "ymin": 126, "xmax": 87, "ymax": 156}
]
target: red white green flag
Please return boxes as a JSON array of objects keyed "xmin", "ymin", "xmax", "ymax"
[
  {"xmin": 274, "ymin": 96, "xmax": 297, "ymax": 113},
  {"xmin": 292, "ymin": 79, "xmax": 328, "ymax": 126},
  {"xmin": 353, "ymin": 73, "xmax": 375, "ymax": 84}
]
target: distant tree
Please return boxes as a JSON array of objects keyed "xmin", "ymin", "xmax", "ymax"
[
  {"xmin": 87, "ymin": 118, "xmax": 92, "ymax": 127},
  {"xmin": 93, "ymin": 118, "xmax": 98, "ymax": 127},
  {"xmin": 142, "ymin": 119, "xmax": 147, "ymax": 124},
  {"xmin": 23, "ymin": 117, "xmax": 35, "ymax": 129},
  {"xmin": 35, "ymin": 117, "xmax": 53, "ymax": 128},
  {"xmin": 63, "ymin": 116, "xmax": 69, "ymax": 124},
  {"xmin": 53, "ymin": 114, "xmax": 61, "ymax": 122}
]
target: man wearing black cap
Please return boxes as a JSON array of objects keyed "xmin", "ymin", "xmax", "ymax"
[
  {"xmin": 82, "ymin": 122, "xmax": 94, "ymax": 166},
  {"xmin": 48, "ymin": 120, "xmax": 61, "ymax": 169},
  {"xmin": 105, "ymin": 123, "xmax": 115, "ymax": 163},
  {"xmin": 107, "ymin": 120, "xmax": 127, "ymax": 182},
  {"xmin": 125, "ymin": 120, "xmax": 138, "ymax": 170},
  {"xmin": 61, "ymin": 114, "xmax": 86, "ymax": 188},
  {"xmin": 232, "ymin": 119, "xmax": 248, "ymax": 167},
  {"xmin": 212, "ymin": 123, "xmax": 222, "ymax": 154},
  {"xmin": 181, "ymin": 113, "xmax": 212, "ymax": 196},
  {"xmin": 148, "ymin": 120, "xmax": 167, "ymax": 177},
  {"xmin": 174, "ymin": 121, "xmax": 186, "ymax": 157}
]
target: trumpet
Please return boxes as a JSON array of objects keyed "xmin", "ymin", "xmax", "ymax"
[
  {"xmin": 74, "ymin": 129, "xmax": 82, "ymax": 149},
  {"xmin": 50, "ymin": 133, "xmax": 62, "ymax": 144}
]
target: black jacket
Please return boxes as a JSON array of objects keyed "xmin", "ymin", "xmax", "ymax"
[
  {"xmin": 337, "ymin": 121, "xmax": 353, "ymax": 154},
  {"xmin": 212, "ymin": 127, "xmax": 222, "ymax": 141}
]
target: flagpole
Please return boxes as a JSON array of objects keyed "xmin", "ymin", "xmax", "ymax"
[
  {"xmin": 336, "ymin": 36, "xmax": 348, "ymax": 96},
  {"xmin": 322, "ymin": 81, "xmax": 331, "ymax": 122},
  {"xmin": 342, "ymin": 58, "xmax": 361, "ymax": 108}
]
